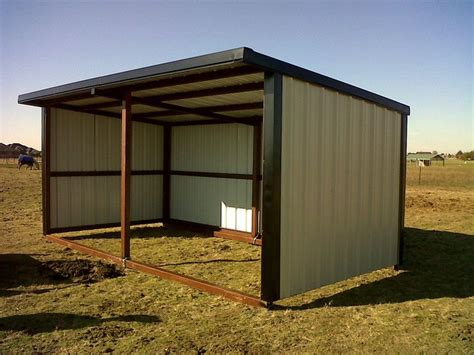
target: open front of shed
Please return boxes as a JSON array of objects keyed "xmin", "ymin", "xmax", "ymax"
[{"xmin": 18, "ymin": 47, "xmax": 410, "ymax": 307}]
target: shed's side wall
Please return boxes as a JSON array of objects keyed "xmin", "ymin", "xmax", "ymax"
[
  {"xmin": 170, "ymin": 124, "xmax": 253, "ymax": 230},
  {"xmin": 49, "ymin": 108, "xmax": 163, "ymax": 229},
  {"xmin": 279, "ymin": 77, "xmax": 401, "ymax": 299}
]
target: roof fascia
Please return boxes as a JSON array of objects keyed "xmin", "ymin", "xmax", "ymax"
[
  {"xmin": 18, "ymin": 47, "xmax": 246, "ymax": 105},
  {"xmin": 242, "ymin": 47, "xmax": 410, "ymax": 115}
]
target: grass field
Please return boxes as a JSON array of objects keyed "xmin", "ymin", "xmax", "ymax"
[{"xmin": 1, "ymin": 161, "xmax": 473, "ymax": 352}]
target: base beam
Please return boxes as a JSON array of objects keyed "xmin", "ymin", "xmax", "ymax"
[
  {"xmin": 214, "ymin": 230, "xmax": 262, "ymax": 246},
  {"xmin": 165, "ymin": 218, "xmax": 262, "ymax": 246},
  {"xmin": 45, "ymin": 235, "xmax": 266, "ymax": 308}
]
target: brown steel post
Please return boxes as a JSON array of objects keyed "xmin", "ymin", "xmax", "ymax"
[
  {"xmin": 121, "ymin": 93, "xmax": 132, "ymax": 259},
  {"xmin": 42, "ymin": 107, "xmax": 51, "ymax": 235},
  {"xmin": 163, "ymin": 124, "xmax": 171, "ymax": 220},
  {"xmin": 252, "ymin": 123, "xmax": 262, "ymax": 237}
]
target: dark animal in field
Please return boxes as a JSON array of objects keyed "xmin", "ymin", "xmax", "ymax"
[{"xmin": 18, "ymin": 154, "xmax": 39, "ymax": 170}]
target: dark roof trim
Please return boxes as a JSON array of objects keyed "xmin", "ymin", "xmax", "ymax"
[
  {"xmin": 18, "ymin": 48, "xmax": 247, "ymax": 104},
  {"xmin": 242, "ymin": 48, "xmax": 410, "ymax": 115},
  {"xmin": 18, "ymin": 46, "xmax": 410, "ymax": 114}
]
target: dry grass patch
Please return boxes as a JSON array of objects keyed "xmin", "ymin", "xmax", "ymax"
[{"xmin": 62, "ymin": 226, "xmax": 261, "ymax": 296}]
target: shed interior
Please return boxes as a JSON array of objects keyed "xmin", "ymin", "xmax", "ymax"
[
  {"xmin": 47, "ymin": 62, "xmax": 265, "ymax": 240},
  {"xmin": 27, "ymin": 61, "xmax": 268, "ymax": 306}
]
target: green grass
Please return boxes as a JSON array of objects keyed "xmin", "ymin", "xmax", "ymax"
[
  {"xmin": 0, "ymin": 163, "xmax": 473, "ymax": 353},
  {"xmin": 406, "ymin": 159, "xmax": 474, "ymax": 190}
]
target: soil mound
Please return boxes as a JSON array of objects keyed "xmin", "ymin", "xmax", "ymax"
[{"xmin": 40, "ymin": 259, "xmax": 124, "ymax": 283}]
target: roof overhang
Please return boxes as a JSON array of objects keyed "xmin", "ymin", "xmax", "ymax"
[{"xmin": 18, "ymin": 47, "xmax": 410, "ymax": 116}]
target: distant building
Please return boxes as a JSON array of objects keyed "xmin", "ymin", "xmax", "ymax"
[{"xmin": 407, "ymin": 152, "xmax": 445, "ymax": 166}]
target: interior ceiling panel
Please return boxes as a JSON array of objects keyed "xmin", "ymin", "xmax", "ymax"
[
  {"xmin": 97, "ymin": 95, "xmax": 264, "ymax": 118},
  {"xmin": 222, "ymin": 109, "xmax": 263, "ymax": 118},
  {"xmin": 72, "ymin": 61, "xmax": 251, "ymax": 96},
  {"xmin": 149, "ymin": 115, "xmax": 216, "ymax": 123},
  {"xmin": 49, "ymin": 62, "xmax": 264, "ymax": 124},
  {"xmin": 87, "ymin": 84, "xmax": 263, "ymax": 122},
  {"xmin": 100, "ymin": 104, "xmax": 165, "ymax": 114},
  {"xmin": 117, "ymin": 61, "xmax": 250, "ymax": 88},
  {"xmin": 141, "ymin": 109, "xmax": 263, "ymax": 121},
  {"xmin": 133, "ymin": 72, "xmax": 264, "ymax": 98},
  {"xmin": 67, "ymin": 97, "xmax": 116, "ymax": 106},
  {"xmin": 167, "ymin": 91, "xmax": 263, "ymax": 108},
  {"xmin": 129, "ymin": 104, "xmax": 165, "ymax": 114}
]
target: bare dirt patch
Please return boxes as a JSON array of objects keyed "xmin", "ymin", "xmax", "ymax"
[{"xmin": 40, "ymin": 259, "xmax": 124, "ymax": 283}]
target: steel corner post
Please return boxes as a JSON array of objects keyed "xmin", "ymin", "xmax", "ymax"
[{"xmin": 261, "ymin": 72, "xmax": 283, "ymax": 303}]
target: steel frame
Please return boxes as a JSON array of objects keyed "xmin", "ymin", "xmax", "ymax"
[
  {"xmin": 41, "ymin": 83, "xmax": 266, "ymax": 306},
  {"xmin": 35, "ymin": 51, "xmax": 410, "ymax": 307},
  {"xmin": 46, "ymin": 235, "xmax": 265, "ymax": 307}
]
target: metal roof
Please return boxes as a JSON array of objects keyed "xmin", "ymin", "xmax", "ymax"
[
  {"xmin": 18, "ymin": 47, "xmax": 410, "ymax": 115},
  {"xmin": 407, "ymin": 153, "xmax": 445, "ymax": 160}
]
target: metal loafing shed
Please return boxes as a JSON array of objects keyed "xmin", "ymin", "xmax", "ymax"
[{"xmin": 18, "ymin": 47, "xmax": 410, "ymax": 307}]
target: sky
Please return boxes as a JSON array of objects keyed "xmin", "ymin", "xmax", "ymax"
[{"xmin": 0, "ymin": 0, "xmax": 472, "ymax": 153}]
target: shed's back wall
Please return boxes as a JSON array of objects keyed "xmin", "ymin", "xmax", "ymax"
[
  {"xmin": 280, "ymin": 77, "xmax": 401, "ymax": 299},
  {"xmin": 49, "ymin": 108, "xmax": 163, "ymax": 229},
  {"xmin": 170, "ymin": 124, "xmax": 253, "ymax": 231}
]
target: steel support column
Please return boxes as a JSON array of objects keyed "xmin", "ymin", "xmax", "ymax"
[
  {"xmin": 163, "ymin": 125, "xmax": 171, "ymax": 220},
  {"xmin": 261, "ymin": 72, "xmax": 283, "ymax": 303},
  {"xmin": 397, "ymin": 113, "xmax": 408, "ymax": 267},
  {"xmin": 121, "ymin": 93, "xmax": 132, "ymax": 259},
  {"xmin": 41, "ymin": 107, "xmax": 51, "ymax": 235},
  {"xmin": 252, "ymin": 123, "xmax": 262, "ymax": 237}
]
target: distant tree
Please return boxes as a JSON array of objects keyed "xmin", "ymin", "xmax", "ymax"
[
  {"xmin": 461, "ymin": 151, "xmax": 474, "ymax": 161},
  {"xmin": 432, "ymin": 150, "xmax": 438, "ymax": 155},
  {"xmin": 455, "ymin": 150, "xmax": 463, "ymax": 159}
]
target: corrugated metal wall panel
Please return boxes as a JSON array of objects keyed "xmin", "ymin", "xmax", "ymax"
[
  {"xmin": 50, "ymin": 108, "xmax": 121, "ymax": 171},
  {"xmin": 279, "ymin": 76, "xmax": 401, "ymax": 299},
  {"xmin": 94, "ymin": 113, "xmax": 121, "ymax": 171},
  {"xmin": 131, "ymin": 175, "xmax": 163, "ymax": 221},
  {"xmin": 50, "ymin": 175, "xmax": 163, "ymax": 228},
  {"xmin": 171, "ymin": 176, "xmax": 252, "ymax": 231},
  {"xmin": 131, "ymin": 122, "xmax": 163, "ymax": 170},
  {"xmin": 50, "ymin": 176, "xmax": 121, "ymax": 228},
  {"xmin": 49, "ymin": 109, "xmax": 163, "ymax": 229},
  {"xmin": 172, "ymin": 124, "xmax": 253, "ymax": 174}
]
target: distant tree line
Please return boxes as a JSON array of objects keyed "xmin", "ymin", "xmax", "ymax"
[{"xmin": 455, "ymin": 150, "xmax": 474, "ymax": 160}]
